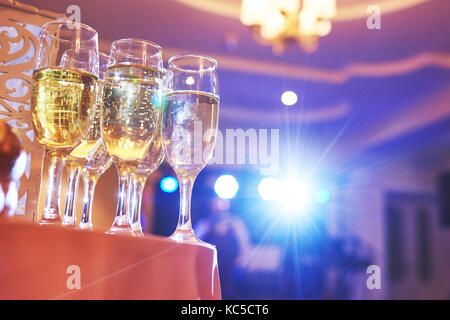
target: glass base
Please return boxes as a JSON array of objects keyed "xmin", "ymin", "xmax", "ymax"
[
  {"xmin": 78, "ymin": 222, "xmax": 93, "ymax": 231},
  {"xmin": 106, "ymin": 216, "xmax": 133, "ymax": 235},
  {"xmin": 131, "ymin": 222, "xmax": 144, "ymax": 237},
  {"xmin": 106, "ymin": 225, "xmax": 133, "ymax": 235},
  {"xmin": 61, "ymin": 216, "xmax": 76, "ymax": 228},
  {"xmin": 38, "ymin": 210, "xmax": 61, "ymax": 225},
  {"xmin": 170, "ymin": 228, "xmax": 213, "ymax": 248},
  {"xmin": 131, "ymin": 229, "xmax": 144, "ymax": 237},
  {"xmin": 170, "ymin": 228, "xmax": 200, "ymax": 243}
]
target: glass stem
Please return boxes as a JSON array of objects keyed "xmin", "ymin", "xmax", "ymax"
[
  {"xmin": 108, "ymin": 162, "xmax": 134, "ymax": 233},
  {"xmin": 40, "ymin": 150, "xmax": 66, "ymax": 224},
  {"xmin": 62, "ymin": 162, "xmax": 81, "ymax": 227},
  {"xmin": 79, "ymin": 172, "xmax": 98, "ymax": 230},
  {"xmin": 130, "ymin": 173, "xmax": 149, "ymax": 233},
  {"xmin": 174, "ymin": 175, "xmax": 196, "ymax": 236},
  {"xmin": 116, "ymin": 169, "xmax": 129, "ymax": 220}
]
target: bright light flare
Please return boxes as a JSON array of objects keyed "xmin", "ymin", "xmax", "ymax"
[
  {"xmin": 279, "ymin": 179, "xmax": 314, "ymax": 213},
  {"xmin": 258, "ymin": 177, "xmax": 281, "ymax": 201},
  {"xmin": 185, "ymin": 76, "xmax": 195, "ymax": 85},
  {"xmin": 214, "ymin": 175, "xmax": 239, "ymax": 199},
  {"xmin": 315, "ymin": 188, "xmax": 331, "ymax": 204},
  {"xmin": 258, "ymin": 176, "xmax": 316, "ymax": 215}
]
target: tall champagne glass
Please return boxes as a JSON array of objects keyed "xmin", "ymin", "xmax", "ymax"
[
  {"xmin": 102, "ymin": 39, "xmax": 163, "ymax": 234},
  {"xmin": 62, "ymin": 52, "xmax": 111, "ymax": 227},
  {"xmin": 77, "ymin": 53, "xmax": 113, "ymax": 230},
  {"xmin": 162, "ymin": 54, "xmax": 219, "ymax": 242},
  {"xmin": 129, "ymin": 119, "xmax": 164, "ymax": 236},
  {"xmin": 31, "ymin": 21, "xmax": 99, "ymax": 225}
]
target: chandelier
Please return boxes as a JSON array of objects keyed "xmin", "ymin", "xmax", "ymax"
[{"xmin": 240, "ymin": 0, "xmax": 337, "ymax": 54}]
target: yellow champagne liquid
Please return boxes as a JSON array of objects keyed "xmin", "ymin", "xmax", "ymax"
[
  {"xmin": 102, "ymin": 64, "xmax": 162, "ymax": 161},
  {"xmin": 163, "ymin": 90, "xmax": 219, "ymax": 174},
  {"xmin": 31, "ymin": 68, "xmax": 97, "ymax": 149},
  {"xmin": 69, "ymin": 140, "xmax": 101, "ymax": 159}
]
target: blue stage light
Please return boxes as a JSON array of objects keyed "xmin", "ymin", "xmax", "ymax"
[
  {"xmin": 315, "ymin": 188, "xmax": 331, "ymax": 204},
  {"xmin": 281, "ymin": 90, "xmax": 298, "ymax": 106},
  {"xmin": 214, "ymin": 175, "xmax": 239, "ymax": 199},
  {"xmin": 279, "ymin": 179, "xmax": 314, "ymax": 213},
  {"xmin": 258, "ymin": 177, "xmax": 281, "ymax": 201},
  {"xmin": 160, "ymin": 177, "xmax": 178, "ymax": 193}
]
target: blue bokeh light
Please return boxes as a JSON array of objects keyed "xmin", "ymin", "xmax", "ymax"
[
  {"xmin": 160, "ymin": 177, "xmax": 178, "ymax": 193},
  {"xmin": 315, "ymin": 188, "xmax": 331, "ymax": 204}
]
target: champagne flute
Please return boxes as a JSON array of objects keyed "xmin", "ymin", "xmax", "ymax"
[
  {"xmin": 77, "ymin": 53, "xmax": 114, "ymax": 230},
  {"xmin": 102, "ymin": 39, "xmax": 163, "ymax": 234},
  {"xmin": 129, "ymin": 119, "xmax": 165, "ymax": 236},
  {"xmin": 62, "ymin": 52, "xmax": 111, "ymax": 227},
  {"xmin": 129, "ymin": 68, "xmax": 166, "ymax": 236},
  {"xmin": 162, "ymin": 54, "xmax": 219, "ymax": 242},
  {"xmin": 31, "ymin": 21, "xmax": 99, "ymax": 225}
]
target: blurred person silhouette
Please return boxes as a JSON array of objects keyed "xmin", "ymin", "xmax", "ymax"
[
  {"xmin": 195, "ymin": 197, "xmax": 251, "ymax": 299},
  {"xmin": 0, "ymin": 121, "xmax": 26, "ymax": 219}
]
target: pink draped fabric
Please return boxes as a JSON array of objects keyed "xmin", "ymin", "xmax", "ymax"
[{"xmin": 0, "ymin": 223, "xmax": 221, "ymax": 299}]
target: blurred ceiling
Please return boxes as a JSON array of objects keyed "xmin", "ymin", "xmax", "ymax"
[
  {"xmin": 20, "ymin": 0, "xmax": 450, "ymax": 169},
  {"xmin": 174, "ymin": 0, "xmax": 430, "ymax": 22}
]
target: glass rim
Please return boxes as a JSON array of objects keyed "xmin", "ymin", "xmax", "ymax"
[
  {"xmin": 110, "ymin": 38, "xmax": 162, "ymax": 59},
  {"xmin": 168, "ymin": 53, "xmax": 218, "ymax": 72},
  {"xmin": 99, "ymin": 52, "xmax": 112, "ymax": 78},
  {"xmin": 41, "ymin": 20, "xmax": 98, "ymax": 42},
  {"xmin": 99, "ymin": 51, "xmax": 111, "ymax": 59}
]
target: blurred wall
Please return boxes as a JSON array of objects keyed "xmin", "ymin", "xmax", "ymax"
[{"xmin": 341, "ymin": 157, "xmax": 450, "ymax": 299}]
